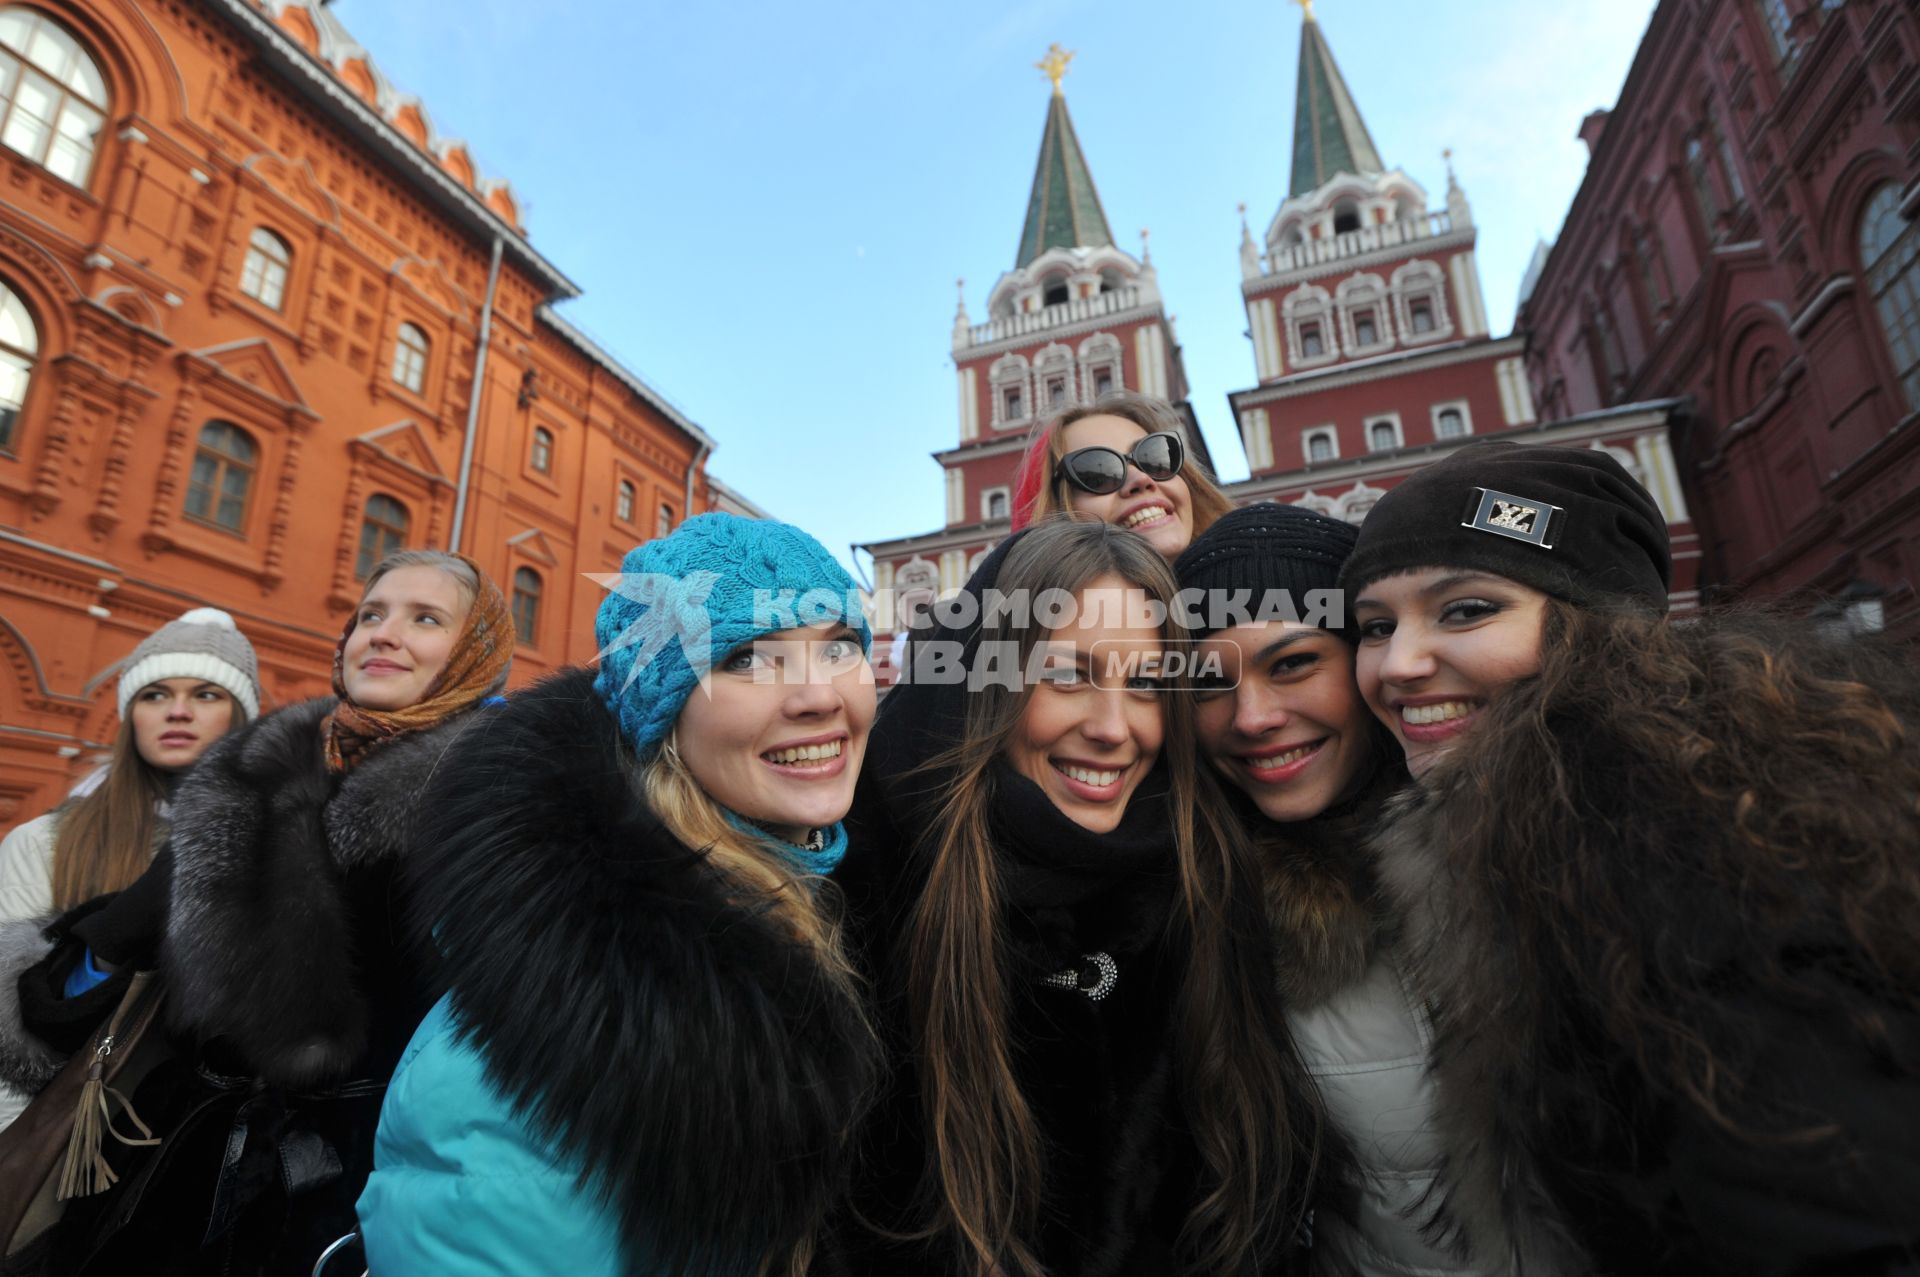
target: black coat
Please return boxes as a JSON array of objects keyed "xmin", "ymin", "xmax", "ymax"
[
  {"xmin": 0, "ymin": 699, "xmax": 476, "ymax": 1277},
  {"xmin": 387, "ymin": 666, "xmax": 882, "ymax": 1276},
  {"xmin": 830, "ymin": 767, "xmax": 1195, "ymax": 1277},
  {"xmin": 1371, "ymin": 615, "xmax": 1920, "ymax": 1276}
]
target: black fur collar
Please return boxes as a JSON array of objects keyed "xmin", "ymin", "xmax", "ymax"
[
  {"xmin": 406, "ymin": 667, "xmax": 880, "ymax": 1277},
  {"xmin": 162, "ymin": 698, "xmax": 479, "ymax": 1087}
]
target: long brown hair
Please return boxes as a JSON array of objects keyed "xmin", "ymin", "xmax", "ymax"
[
  {"xmin": 1016, "ymin": 391, "xmax": 1233, "ymax": 538},
  {"xmin": 1451, "ymin": 599, "xmax": 1920, "ymax": 1135},
  {"xmin": 902, "ymin": 518, "xmax": 1325, "ymax": 1275},
  {"xmin": 50, "ymin": 705, "xmax": 243, "ymax": 910}
]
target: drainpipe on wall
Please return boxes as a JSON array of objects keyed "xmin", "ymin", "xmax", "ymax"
[
  {"xmin": 450, "ymin": 236, "xmax": 504, "ymax": 554},
  {"xmin": 682, "ymin": 437, "xmax": 712, "ymax": 527}
]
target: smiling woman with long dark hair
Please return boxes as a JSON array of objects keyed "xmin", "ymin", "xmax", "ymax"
[{"xmin": 835, "ymin": 517, "xmax": 1332, "ymax": 1277}]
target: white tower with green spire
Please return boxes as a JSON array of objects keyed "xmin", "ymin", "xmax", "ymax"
[
  {"xmin": 1224, "ymin": 1, "xmax": 1531, "ymax": 506},
  {"xmin": 856, "ymin": 46, "xmax": 1205, "ymax": 676}
]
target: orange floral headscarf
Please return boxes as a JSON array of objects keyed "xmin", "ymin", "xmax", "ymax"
[{"xmin": 322, "ymin": 555, "xmax": 514, "ymax": 772}]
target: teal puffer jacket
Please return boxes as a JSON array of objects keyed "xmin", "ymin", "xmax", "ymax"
[{"xmin": 357, "ymin": 995, "xmax": 622, "ymax": 1274}]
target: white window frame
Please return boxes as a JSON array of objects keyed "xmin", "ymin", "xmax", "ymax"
[
  {"xmin": 981, "ymin": 485, "xmax": 1011, "ymax": 523},
  {"xmin": 1302, "ymin": 426, "xmax": 1339, "ymax": 465},
  {"xmin": 1391, "ymin": 260, "xmax": 1453, "ymax": 346},
  {"xmin": 1337, "ymin": 273, "xmax": 1393, "ymax": 357},
  {"xmin": 240, "ymin": 228, "xmax": 291, "ymax": 311},
  {"xmin": 390, "ymin": 322, "xmax": 429, "ymax": 393},
  {"xmin": 989, "ymin": 353, "xmax": 1031, "ymax": 428},
  {"xmin": 1283, "ymin": 284, "xmax": 1338, "ymax": 369},
  {"xmin": 1430, "ymin": 400, "xmax": 1473, "ymax": 441},
  {"xmin": 1364, "ymin": 413, "xmax": 1404, "ymax": 453}
]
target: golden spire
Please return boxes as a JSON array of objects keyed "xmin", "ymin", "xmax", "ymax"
[
  {"xmin": 1292, "ymin": 0, "xmax": 1316, "ymax": 23},
  {"xmin": 1036, "ymin": 43, "xmax": 1074, "ymax": 96}
]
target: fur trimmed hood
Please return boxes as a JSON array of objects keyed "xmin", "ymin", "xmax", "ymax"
[
  {"xmin": 1369, "ymin": 612, "xmax": 1920, "ymax": 1276},
  {"xmin": 405, "ymin": 667, "xmax": 880, "ymax": 1277},
  {"xmin": 162, "ymin": 698, "xmax": 479, "ymax": 1087}
]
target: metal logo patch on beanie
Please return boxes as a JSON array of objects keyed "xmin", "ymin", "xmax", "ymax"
[{"xmin": 1464, "ymin": 487, "xmax": 1563, "ymax": 549}]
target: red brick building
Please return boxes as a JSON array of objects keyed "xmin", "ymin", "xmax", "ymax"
[
  {"xmin": 1518, "ymin": 0, "xmax": 1920, "ymax": 633},
  {"xmin": 0, "ymin": 0, "xmax": 744, "ymax": 833}
]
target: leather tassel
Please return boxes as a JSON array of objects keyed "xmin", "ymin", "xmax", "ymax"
[{"xmin": 55, "ymin": 1034, "xmax": 159, "ymax": 1201}]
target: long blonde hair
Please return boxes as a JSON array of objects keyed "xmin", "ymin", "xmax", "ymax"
[
  {"xmin": 900, "ymin": 519, "xmax": 1323, "ymax": 1275},
  {"xmin": 1015, "ymin": 391, "xmax": 1233, "ymax": 536}
]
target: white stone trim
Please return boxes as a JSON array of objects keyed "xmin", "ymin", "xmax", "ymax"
[
  {"xmin": 1233, "ymin": 336, "xmax": 1526, "ymax": 406},
  {"xmin": 944, "ymin": 468, "xmax": 964, "ymax": 525},
  {"xmin": 1451, "ymin": 249, "xmax": 1490, "ymax": 338},
  {"xmin": 957, "ymin": 367, "xmax": 978, "ymax": 442},
  {"xmin": 980, "ymin": 485, "xmax": 1011, "ymax": 522},
  {"xmin": 1250, "ymin": 296, "xmax": 1283, "ymax": 380},
  {"xmin": 1240, "ymin": 406, "xmax": 1275, "ymax": 471}
]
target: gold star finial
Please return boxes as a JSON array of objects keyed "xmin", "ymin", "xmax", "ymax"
[
  {"xmin": 1292, "ymin": 0, "xmax": 1316, "ymax": 22},
  {"xmin": 1037, "ymin": 43, "xmax": 1074, "ymax": 95}
]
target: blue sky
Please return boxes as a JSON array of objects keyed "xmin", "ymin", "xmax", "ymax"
[{"xmin": 332, "ymin": 0, "xmax": 1658, "ymax": 576}]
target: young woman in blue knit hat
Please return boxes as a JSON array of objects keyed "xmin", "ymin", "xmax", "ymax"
[
  {"xmin": 354, "ymin": 513, "xmax": 882, "ymax": 1277},
  {"xmin": 1341, "ymin": 441, "xmax": 1920, "ymax": 1273},
  {"xmin": 1174, "ymin": 503, "xmax": 1520, "ymax": 1277}
]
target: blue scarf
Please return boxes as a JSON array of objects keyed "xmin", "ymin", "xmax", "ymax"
[{"xmin": 722, "ymin": 811, "xmax": 849, "ymax": 878}]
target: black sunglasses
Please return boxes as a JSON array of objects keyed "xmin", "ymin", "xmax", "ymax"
[{"xmin": 1053, "ymin": 432, "xmax": 1185, "ymax": 496}]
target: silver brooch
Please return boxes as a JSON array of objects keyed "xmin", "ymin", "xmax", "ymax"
[{"xmin": 1042, "ymin": 951, "xmax": 1118, "ymax": 1001}]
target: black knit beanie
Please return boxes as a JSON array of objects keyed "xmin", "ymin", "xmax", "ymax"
[
  {"xmin": 1174, "ymin": 502, "xmax": 1359, "ymax": 638},
  {"xmin": 1338, "ymin": 440, "xmax": 1671, "ymax": 613}
]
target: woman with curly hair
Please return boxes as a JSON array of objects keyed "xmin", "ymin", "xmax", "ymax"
[{"xmin": 1342, "ymin": 440, "xmax": 1920, "ymax": 1275}]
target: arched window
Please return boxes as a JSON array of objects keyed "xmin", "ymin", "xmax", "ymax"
[
  {"xmin": 1304, "ymin": 428, "xmax": 1336, "ymax": 464},
  {"xmin": 656, "ymin": 503, "xmax": 674, "ymax": 538},
  {"xmin": 530, "ymin": 426, "xmax": 553, "ymax": 474},
  {"xmin": 1686, "ymin": 137, "xmax": 1721, "ymax": 237},
  {"xmin": 1436, "ymin": 407, "xmax": 1467, "ymax": 439},
  {"xmin": 511, "ymin": 567, "xmax": 541, "ymax": 645},
  {"xmin": 355, "ymin": 494, "xmax": 409, "ymax": 579},
  {"xmin": 616, "ymin": 478, "xmax": 635, "ymax": 523},
  {"xmin": 390, "ymin": 322, "xmax": 429, "ymax": 393},
  {"xmin": 986, "ymin": 489, "xmax": 1009, "ymax": 521},
  {"xmin": 1368, "ymin": 418, "xmax": 1399, "ymax": 451},
  {"xmin": 0, "ymin": 10, "xmax": 107, "ymax": 187},
  {"xmin": 1041, "ymin": 276, "xmax": 1071, "ymax": 307},
  {"xmin": 0, "ymin": 277, "xmax": 37, "ymax": 453},
  {"xmin": 185, "ymin": 421, "xmax": 256, "ymax": 532},
  {"xmin": 1758, "ymin": 0, "xmax": 1798, "ymax": 67},
  {"xmin": 1861, "ymin": 184, "xmax": 1920, "ymax": 410},
  {"xmin": 240, "ymin": 229, "xmax": 291, "ymax": 310},
  {"xmin": 1635, "ymin": 226, "xmax": 1670, "ymax": 309},
  {"xmin": 1332, "ymin": 200, "xmax": 1361, "ymax": 235}
]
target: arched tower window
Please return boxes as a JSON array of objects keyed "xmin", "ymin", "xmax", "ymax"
[
  {"xmin": 1332, "ymin": 199, "xmax": 1361, "ymax": 235},
  {"xmin": 390, "ymin": 322, "xmax": 429, "ymax": 393},
  {"xmin": 355, "ymin": 494, "xmax": 410, "ymax": 579},
  {"xmin": 1041, "ymin": 275, "xmax": 1070, "ymax": 307},
  {"xmin": 240, "ymin": 229, "xmax": 291, "ymax": 311},
  {"xmin": 1861, "ymin": 184, "xmax": 1920, "ymax": 410},
  {"xmin": 185, "ymin": 422, "xmax": 257, "ymax": 533},
  {"xmin": 0, "ymin": 276, "xmax": 37, "ymax": 453},
  {"xmin": 511, "ymin": 567, "xmax": 542, "ymax": 645},
  {"xmin": 1687, "ymin": 137, "xmax": 1722, "ymax": 238},
  {"xmin": 0, "ymin": 9, "xmax": 107, "ymax": 187}
]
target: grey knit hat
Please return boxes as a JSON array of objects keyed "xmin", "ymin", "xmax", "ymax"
[{"xmin": 117, "ymin": 607, "xmax": 261, "ymax": 721}]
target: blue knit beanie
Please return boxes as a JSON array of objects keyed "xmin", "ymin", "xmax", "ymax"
[{"xmin": 593, "ymin": 513, "xmax": 872, "ymax": 755}]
